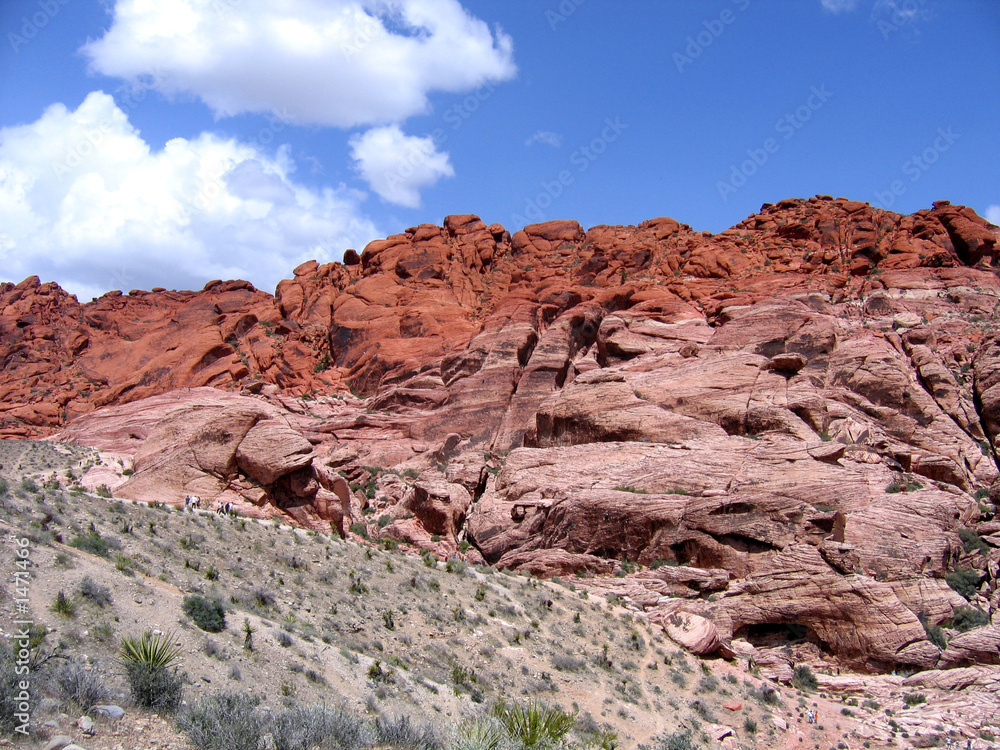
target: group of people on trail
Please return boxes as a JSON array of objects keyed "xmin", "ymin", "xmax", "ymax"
[{"xmin": 184, "ymin": 494, "xmax": 237, "ymax": 515}]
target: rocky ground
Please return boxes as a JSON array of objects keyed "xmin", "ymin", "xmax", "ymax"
[
  {"xmin": 0, "ymin": 462, "xmax": 927, "ymax": 750},
  {"xmin": 0, "ymin": 463, "xmax": 997, "ymax": 749},
  {"xmin": 1, "ymin": 197, "xmax": 999, "ymax": 747}
]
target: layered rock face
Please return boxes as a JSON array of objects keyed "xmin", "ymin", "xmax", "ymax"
[{"xmin": 8, "ymin": 196, "xmax": 1000, "ymax": 672}]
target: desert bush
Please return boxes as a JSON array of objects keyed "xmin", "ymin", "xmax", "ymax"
[
  {"xmin": 51, "ymin": 590, "xmax": 76, "ymax": 617},
  {"xmin": 946, "ymin": 568, "xmax": 982, "ymax": 600},
  {"xmin": 952, "ymin": 606, "xmax": 990, "ymax": 632},
  {"xmin": 791, "ymin": 664, "xmax": 818, "ymax": 691},
  {"xmin": 177, "ymin": 690, "xmax": 265, "ymax": 750},
  {"xmin": 51, "ymin": 659, "xmax": 111, "ymax": 712},
  {"xmin": 654, "ymin": 730, "xmax": 695, "ymax": 750},
  {"xmin": 276, "ymin": 630, "xmax": 294, "ymax": 648},
  {"xmin": 903, "ymin": 692, "xmax": 927, "ymax": 707},
  {"xmin": 119, "ymin": 630, "xmax": 184, "ymax": 711},
  {"xmin": 69, "ymin": 530, "xmax": 120, "ymax": 557},
  {"xmin": 271, "ymin": 703, "xmax": 371, "ymax": 750},
  {"xmin": 550, "ymin": 654, "xmax": 587, "ymax": 672},
  {"xmin": 0, "ymin": 478, "xmax": 8, "ymax": 496},
  {"xmin": 958, "ymin": 528, "xmax": 990, "ymax": 555},
  {"xmin": 182, "ymin": 594, "xmax": 226, "ymax": 633},
  {"xmin": 78, "ymin": 576, "xmax": 113, "ymax": 607},
  {"xmin": 375, "ymin": 714, "xmax": 442, "ymax": 750}
]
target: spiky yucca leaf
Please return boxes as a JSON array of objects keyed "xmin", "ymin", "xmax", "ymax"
[
  {"xmin": 452, "ymin": 717, "xmax": 508, "ymax": 750},
  {"xmin": 490, "ymin": 700, "xmax": 575, "ymax": 748},
  {"xmin": 118, "ymin": 630, "xmax": 181, "ymax": 669}
]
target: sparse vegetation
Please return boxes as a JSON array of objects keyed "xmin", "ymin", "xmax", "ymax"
[
  {"xmin": 182, "ymin": 594, "xmax": 227, "ymax": 632},
  {"xmin": 951, "ymin": 605, "xmax": 990, "ymax": 632},
  {"xmin": 118, "ymin": 630, "xmax": 184, "ymax": 711},
  {"xmin": 52, "ymin": 659, "xmax": 112, "ymax": 711},
  {"xmin": 946, "ymin": 567, "xmax": 982, "ymax": 600}
]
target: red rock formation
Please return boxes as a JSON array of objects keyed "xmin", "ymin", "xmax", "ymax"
[{"xmin": 8, "ymin": 197, "xmax": 1000, "ymax": 671}]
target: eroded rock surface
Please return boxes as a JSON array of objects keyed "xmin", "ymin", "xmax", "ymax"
[{"xmin": 11, "ymin": 197, "xmax": 1000, "ymax": 673}]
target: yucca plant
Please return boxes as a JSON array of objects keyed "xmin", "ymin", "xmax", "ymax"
[
  {"xmin": 490, "ymin": 700, "xmax": 576, "ymax": 749},
  {"xmin": 452, "ymin": 717, "xmax": 509, "ymax": 750},
  {"xmin": 118, "ymin": 630, "xmax": 184, "ymax": 711}
]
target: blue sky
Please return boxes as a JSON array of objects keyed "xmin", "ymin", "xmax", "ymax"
[{"xmin": 1, "ymin": 0, "xmax": 997, "ymax": 300}]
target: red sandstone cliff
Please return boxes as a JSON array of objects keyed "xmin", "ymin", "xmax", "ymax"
[{"xmin": 4, "ymin": 196, "xmax": 1000, "ymax": 672}]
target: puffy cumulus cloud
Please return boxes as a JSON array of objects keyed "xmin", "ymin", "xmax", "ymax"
[
  {"xmin": 0, "ymin": 91, "xmax": 380, "ymax": 301},
  {"xmin": 349, "ymin": 125, "xmax": 453, "ymax": 208},
  {"xmin": 986, "ymin": 205, "xmax": 1000, "ymax": 226},
  {"xmin": 820, "ymin": 0, "xmax": 860, "ymax": 12},
  {"xmin": 81, "ymin": 0, "xmax": 516, "ymax": 129}
]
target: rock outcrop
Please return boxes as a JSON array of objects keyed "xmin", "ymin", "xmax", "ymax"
[{"xmin": 9, "ymin": 196, "xmax": 1000, "ymax": 672}]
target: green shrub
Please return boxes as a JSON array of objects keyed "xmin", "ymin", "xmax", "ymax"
[
  {"xmin": 19, "ymin": 477, "xmax": 39, "ymax": 494},
  {"xmin": 791, "ymin": 665, "xmax": 818, "ymax": 692},
  {"xmin": 52, "ymin": 590, "xmax": 76, "ymax": 618},
  {"xmin": 946, "ymin": 568, "xmax": 982, "ymax": 600},
  {"xmin": 924, "ymin": 622, "xmax": 947, "ymax": 650},
  {"xmin": 68, "ymin": 530, "xmax": 121, "ymax": 558},
  {"xmin": 903, "ymin": 692, "xmax": 926, "ymax": 707},
  {"xmin": 0, "ymin": 478, "xmax": 8, "ymax": 496},
  {"xmin": 119, "ymin": 631, "xmax": 184, "ymax": 711},
  {"xmin": 958, "ymin": 528, "xmax": 990, "ymax": 555},
  {"xmin": 885, "ymin": 479, "xmax": 922, "ymax": 493},
  {"xmin": 182, "ymin": 595, "xmax": 227, "ymax": 633},
  {"xmin": 952, "ymin": 606, "xmax": 990, "ymax": 632},
  {"xmin": 349, "ymin": 522, "xmax": 370, "ymax": 540}
]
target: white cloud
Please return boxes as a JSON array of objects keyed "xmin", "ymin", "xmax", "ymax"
[
  {"xmin": 81, "ymin": 0, "xmax": 516, "ymax": 129},
  {"xmin": 820, "ymin": 0, "xmax": 860, "ymax": 12},
  {"xmin": 986, "ymin": 205, "xmax": 1000, "ymax": 226},
  {"xmin": 525, "ymin": 131, "xmax": 562, "ymax": 148},
  {"xmin": 349, "ymin": 125, "xmax": 453, "ymax": 208},
  {"xmin": 0, "ymin": 91, "xmax": 380, "ymax": 300}
]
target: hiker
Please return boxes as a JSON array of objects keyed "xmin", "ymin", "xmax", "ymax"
[{"xmin": 184, "ymin": 495, "xmax": 190, "ymax": 510}]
